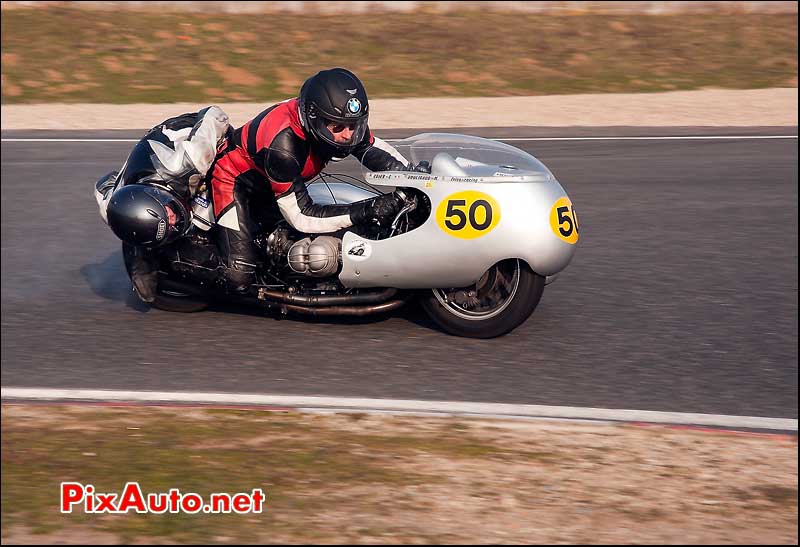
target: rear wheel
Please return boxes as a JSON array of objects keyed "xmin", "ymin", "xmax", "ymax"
[
  {"xmin": 121, "ymin": 243, "xmax": 209, "ymax": 313},
  {"xmin": 420, "ymin": 259, "xmax": 545, "ymax": 338},
  {"xmin": 151, "ymin": 280, "xmax": 209, "ymax": 313}
]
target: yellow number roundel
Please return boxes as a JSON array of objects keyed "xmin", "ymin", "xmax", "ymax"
[
  {"xmin": 549, "ymin": 196, "xmax": 579, "ymax": 244},
  {"xmin": 436, "ymin": 191, "xmax": 501, "ymax": 239}
]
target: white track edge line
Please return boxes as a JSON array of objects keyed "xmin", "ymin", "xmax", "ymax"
[{"xmin": 2, "ymin": 388, "xmax": 795, "ymax": 431}]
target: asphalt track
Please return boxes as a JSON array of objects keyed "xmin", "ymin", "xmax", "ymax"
[{"xmin": 1, "ymin": 127, "xmax": 797, "ymax": 420}]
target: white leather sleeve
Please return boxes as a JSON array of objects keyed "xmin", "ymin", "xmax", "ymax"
[{"xmin": 277, "ymin": 192, "xmax": 354, "ymax": 233}]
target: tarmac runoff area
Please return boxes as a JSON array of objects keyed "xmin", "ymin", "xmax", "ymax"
[{"xmin": 1, "ymin": 88, "xmax": 797, "ymax": 130}]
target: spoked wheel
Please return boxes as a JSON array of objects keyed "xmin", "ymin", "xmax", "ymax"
[{"xmin": 421, "ymin": 259, "xmax": 545, "ymax": 338}]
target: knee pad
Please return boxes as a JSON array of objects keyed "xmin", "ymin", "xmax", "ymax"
[{"xmin": 224, "ymin": 257, "xmax": 257, "ymax": 292}]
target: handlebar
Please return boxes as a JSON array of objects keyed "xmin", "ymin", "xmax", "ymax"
[{"xmin": 389, "ymin": 188, "xmax": 418, "ymax": 237}]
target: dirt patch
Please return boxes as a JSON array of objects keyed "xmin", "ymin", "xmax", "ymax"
[
  {"xmin": 206, "ymin": 61, "xmax": 263, "ymax": 87},
  {"xmin": 609, "ymin": 20, "xmax": 633, "ymax": 33},
  {"xmin": 152, "ymin": 30, "xmax": 172, "ymax": 40},
  {"xmin": 51, "ymin": 83, "xmax": 94, "ymax": 94},
  {"xmin": 227, "ymin": 31, "xmax": 258, "ymax": 43},
  {"xmin": 129, "ymin": 84, "xmax": 167, "ymax": 91},
  {"xmin": 1, "ymin": 52, "xmax": 19, "ymax": 66},
  {"xmin": 566, "ymin": 53, "xmax": 592, "ymax": 66},
  {"xmin": 2, "ymin": 86, "xmax": 22, "ymax": 98},
  {"xmin": 202, "ymin": 22, "xmax": 226, "ymax": 33},
  {"xmin": 2, "ymin": 404, "xmax": 796, "ymax": 544},
  {"xmin": 275, "ymin": 67, "xmax": 303, "ymax": 95},
  {"xmin": 43, "ymin": 69, "xmax": 64, "ymax": 82},
  {"xmin": 100, "ymin": 57, "xmax": 138, "ymax": 75}
]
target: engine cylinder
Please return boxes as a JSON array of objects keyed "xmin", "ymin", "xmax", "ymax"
[{"xmin": 288, "ymin": 236, "xmax": 341, "ymax": 277}]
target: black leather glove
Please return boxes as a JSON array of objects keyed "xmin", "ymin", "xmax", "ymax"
[
  {"xmin": 408, "ymin": 161, "xmax": 431, "ymax": 173},
  {"xmin": 350, "ymin": 192, "xmax": 404, "ymax": 227}
]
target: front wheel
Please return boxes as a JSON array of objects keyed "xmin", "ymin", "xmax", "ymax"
[{"xmin": 420, "ymin": 259, "xmax": 545, "ymax": 338}]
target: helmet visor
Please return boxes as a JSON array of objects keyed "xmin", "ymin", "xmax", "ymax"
[
  {"xmin": 143, "ymin": 186, "xmax": 190, "ymax": 244},
  {"xmin": 309, "ymin": 114, "xmax": 369, "ymax": 153}
]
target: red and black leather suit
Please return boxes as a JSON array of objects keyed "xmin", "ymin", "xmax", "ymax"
[{"xmin": 208, "ymin": 98, "xmax": 407, "ymax": 288}]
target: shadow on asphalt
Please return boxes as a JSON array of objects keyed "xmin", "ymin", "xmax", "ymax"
[{"xmin": 80, "ymin": 249, "xmax": 153, "ymax": 313}]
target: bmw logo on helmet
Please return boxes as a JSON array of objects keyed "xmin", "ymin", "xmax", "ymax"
[{"xmin": 346, "ymin": 98, "xmax": 361, "ymax": 115}]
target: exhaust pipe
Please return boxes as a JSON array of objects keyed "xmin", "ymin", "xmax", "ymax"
[
  {"xmin": 158, "ymin": 278, "xmax": 404, "ymax": 316},
  {"xmin": 258, "ymin": 287, "xmax": 397, "ymax": 307},
  {"xmin": 280, "ymin": 298, "xmax": 408, "ymax": 317}
]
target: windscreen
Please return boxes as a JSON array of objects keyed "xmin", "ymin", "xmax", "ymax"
[{"xmin": 361, "ymin": 133, "xmax": 554, "ymax": 181}]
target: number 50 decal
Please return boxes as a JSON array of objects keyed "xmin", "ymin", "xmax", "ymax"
[
  {"xmin": 436, "ymin": 191, "xmax": 501, "ymax": 239},
  {"xmin": 549, "ymin": 196, "xmax": 580, "ymax": 244}
]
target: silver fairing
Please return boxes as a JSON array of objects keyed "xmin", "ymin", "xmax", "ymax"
[{"xmin": 311, "ymin": 134, "xmax": 579, "ymax": 289}]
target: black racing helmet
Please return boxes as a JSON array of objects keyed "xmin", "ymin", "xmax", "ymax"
[
  {"xmin": 298, "ymin": 68, "xmax": 370, "ymax": 156},
  {"xmin": 106, "ymin": 184, "xmax": 191, "ymax": 247}
]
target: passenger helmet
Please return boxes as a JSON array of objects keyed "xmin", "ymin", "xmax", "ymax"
[{"xmin": 106, "ymin": 184, "xmax": 190, "ymax": 247}]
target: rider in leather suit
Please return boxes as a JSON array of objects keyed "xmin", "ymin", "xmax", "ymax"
[
  {"xmin": 207, "ymin": 67, "xmax": 413, "ymax": 291},
  {"xmin": 96, "ymin": 69, "xmax": 418, "ymax": 301}
]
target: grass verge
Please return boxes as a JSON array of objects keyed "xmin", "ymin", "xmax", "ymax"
[
  {"xmin": 1, "ymin": 404, "xmax": 797, "ymax": 544},
  {"xmin": 1, "ymin": 8, "xmax": 797, "ymax": 104}
]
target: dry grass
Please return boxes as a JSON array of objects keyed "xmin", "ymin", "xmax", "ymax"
[
  {"xmin": 1, "ymin": 8, "xmax": 797, "ymax": 104},
  {"xmin": 2, "ymin": 404, "xmax": 797, "ymax": 544}
]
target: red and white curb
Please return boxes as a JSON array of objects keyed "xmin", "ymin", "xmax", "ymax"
[{"xmin": 2, "ymin": 388, "xmax": 795, "ymax": 432}]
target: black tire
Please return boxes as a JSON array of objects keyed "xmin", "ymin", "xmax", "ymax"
[
  {"xmin": 420, "ymin": 259, "xmax": 545, "ymax": 338},
  {"xmin": 151, "ymin": 282, "xmax": 209, "ymax": 313},
  {"xmin": 121, "ymin": 243, "xmax": 209, "ymax": 313}
]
